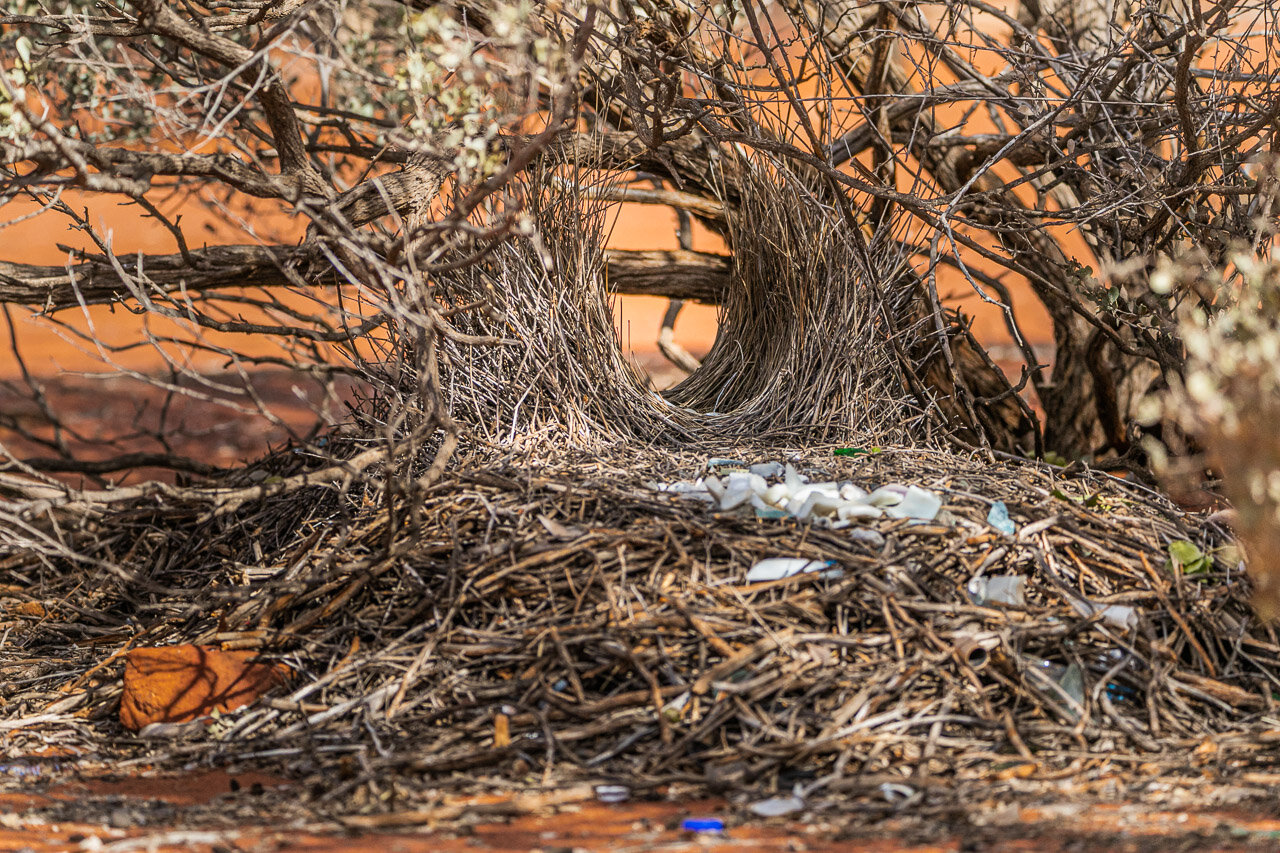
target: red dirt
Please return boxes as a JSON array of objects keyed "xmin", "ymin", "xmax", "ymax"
[{"xmin": 4, "ymin": 774, "xmax": 1280, "ymax": 852}]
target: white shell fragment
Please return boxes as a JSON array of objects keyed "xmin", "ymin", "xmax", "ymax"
[
  {"xmin": 649, "ymin": 479, "xmax": 714, "ymax": 503},
  {"xmin": 650, "ymin": 460, "xmax": 945, "ymax": 534},
  {"xmin": 840, "ymin": 483, "xmax": 868, "ymax": 501},
  {"xmin": 884, "ymin": 485, "xmax": 942, "ymax": 520},
  {"xmin": 720, "ymin": 486, "xmax": 754, "ymax": 511},
  {"xmin": 863, "ymin": 485, "xmax": 905, "ymax": 507},
  {"xmin": 747, "ymin": 558, "xmax": 835, "ymax": 582},
  {"xmin": 748, "ymin": 795, "xmax": 805, "ymax": 817},
  {"xmin": 849, "ymin": 528, "xmax": 886, "ymax": 548}
]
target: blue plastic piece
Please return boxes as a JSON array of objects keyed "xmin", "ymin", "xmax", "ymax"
[
  {"xmin": 682, "ymin": 818, "xmax": 725, "ymax": 833},
  {"xmin": 987, "ymin": 501, "xmax": 1016, "ymax": 535}
]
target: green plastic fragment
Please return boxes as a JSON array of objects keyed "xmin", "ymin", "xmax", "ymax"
[{"xmin": 834, "ymin": 447, "xmax": 880, "ymax": 457}]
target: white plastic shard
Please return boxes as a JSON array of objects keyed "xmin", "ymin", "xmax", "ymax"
[
  {"xmin": 850, "ymin": 528, "xmax": 886, "ymax": 548},
  {"xmin": 749, "ymin": 461, "xmax": 786, "ymax": 478},
  {"xmin": 763, "ymin": 483, "xmax": 790, "ymax": 505},
  {"xmin": 746, "ymin": 557, "xmax": 835, "ymax": 582},
  {"xmin": 865, "ymin": 485, "xmax": 908, "ymax": 507},
  {"xmin": 796, "ymin": 490, "xmax": 846, "ymax": 520},
  {"xmin": 968, "ymin": 574, "xmax": 1028, "ymax": 607},
  {"xmin": 1067, "ymin": 596, "xmax": 1139, "ymax": 631},
  {"xmin": 703, "ymin": 475, "xmax": 725, "ymax": 501},
  {"xmin": 719, "ymin": 486, "xmax": 754, "ymax": 511},
  {"xmin": 884, "ymin": 485, "xmax": 943, "ymax": 520},
  {"xmin": 839, "ymin": 483, "xmax": 869, "ymax": 501},
  {"xmin": 648, "ymin": 479, "xmax": 714, "ymax": 502},
  {"xmin": 837, "ymin": 503, "xmax": 883, "ymax": 521},
  {"xmin": 721, "ymin": 471, "xmax": 767, "ymax": 495}
]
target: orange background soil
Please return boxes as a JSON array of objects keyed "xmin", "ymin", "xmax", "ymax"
[{"xmin": 0, "ymin": 189, "xmax": 1053, "ymax": 382}]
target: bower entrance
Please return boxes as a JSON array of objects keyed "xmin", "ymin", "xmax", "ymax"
[{"xmin": 435, "ymin": 155, "xmax": 916, "ymax": 449}]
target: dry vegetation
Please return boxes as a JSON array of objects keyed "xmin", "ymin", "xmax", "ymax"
[{"xmin": 2, "ymin": 0, "xmax": 1280, "ymax": 831}]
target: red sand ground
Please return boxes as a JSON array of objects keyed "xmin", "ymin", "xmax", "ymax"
[{"xmin": 6, "ymin": 768, "xmax": 1280, "ymax": 851}]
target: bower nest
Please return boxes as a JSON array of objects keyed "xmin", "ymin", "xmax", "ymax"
[
  {"xmin": 5, "ymin": 441, "xmax": 1280, "ymax": 828},
  {"xmin": 3, "ymin": 152, "xmax": 1278, "ymax": 832}
]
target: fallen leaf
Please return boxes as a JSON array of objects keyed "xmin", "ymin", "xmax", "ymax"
[{"xmin": 120, "ymin": 645, "xmax": 289, "ymax": 731}]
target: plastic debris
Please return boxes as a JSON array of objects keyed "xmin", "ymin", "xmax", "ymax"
[
  {"xmin": 648, "ymin": 479, "xmax": 714, "ymax": 503},
  {"xmin": 748, "ymin": 795, "xmax": 805, "ymax": 817},
  {"xmin": 650, "ymin": 461, "xmax": 947, "ymax": 535},
  {"xmin": 1067, "ymin": 595, "xmax": 1139, "ymax": 631},
  {"xmin": 747, "ymin": 558, "xmax": 836, "ymax": 582},
  {"xmin": 878, "ymin": 782, "xmax": 916, "ymax": 804},
  {"xmin": 1106, "ymin": 681, "xmax": 1138, "ymax": 702},
  {"xmin": 749, "ymin": 461, "xmax": 786, "ymax": 478},
  {"xmin": 0, "ymin": 760, "xmax": 63, "ymax": 778},
  {"xmin": 952, "ymin": 634, "xmax": 994, "ymax": 670},
  {"xmin": 986, "ymin": 501, "xmax": 1016, "ymax": 535},
  {"xmin": 661, "ymin": 691, "xmax": 690, "ymax": 723},
  {"xmin": 1029, "ymin": 659, "xmax": 1085, "ymax": 718},
  {"xmin": 681, "ymin": 818, "xmax": 725, "ymax": 834},
  {"xmin": 865, "ymin": 484, "xmax": 907, "ymax": 507},
  {"xmin": 595, "ymin": 784, "xmax": 631, "ymax": 803},
  {"xmin": 968, "ymin": 574, "xmax": 1027, "ymax": 607},
  {"xmin": 884, "ymin": 485, "xmax": 942, "ymax": 521},
  {"xmin": 849, "ymin": 528, "xmax": 886, "ymax": 548}
]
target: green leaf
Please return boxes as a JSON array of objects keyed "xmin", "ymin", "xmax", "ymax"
[{"xmin": 1168, "ymin": 540, "xmax": 1209, "ymax": 575}]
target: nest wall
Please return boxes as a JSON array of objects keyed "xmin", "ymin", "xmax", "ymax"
[{"xmin": 433, "ymin": 149, "xmax": 914, "ymax": 450}]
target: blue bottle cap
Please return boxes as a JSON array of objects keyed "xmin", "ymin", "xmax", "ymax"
[{"xmin": 681, "ymin": 817, "xmax": 725, "ymax": 833}]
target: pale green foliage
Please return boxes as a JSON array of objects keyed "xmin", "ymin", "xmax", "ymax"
[
  {"xmin": 1177, "ymin": 254, "xmax": 1280, "ymax": 437},
  {"xmin": 1158, "ymin": 249, "xmax": 1280, "ymax": 617},
  {"xmin": 396, "ymin": 2, "xmax": 560, "ymax": 182},
  {"xmin": 0, "ymin": 37, "xmax": 32, "ymax": 142}
]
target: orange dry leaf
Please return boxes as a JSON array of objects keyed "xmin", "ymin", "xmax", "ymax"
[{"xmin": 119, "ymin": 645, "xmax": 289, "ymax": 731}]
